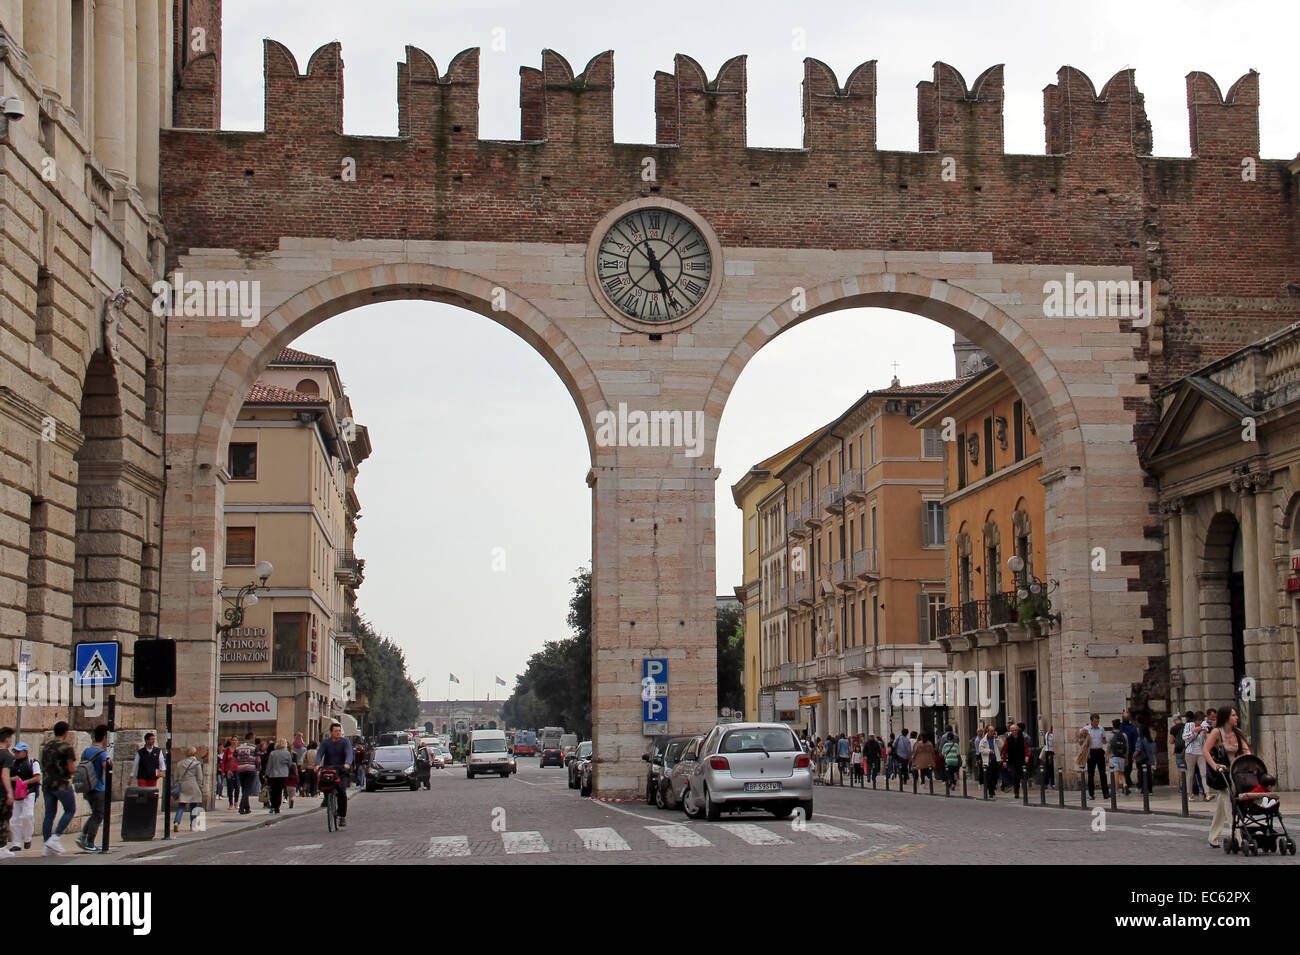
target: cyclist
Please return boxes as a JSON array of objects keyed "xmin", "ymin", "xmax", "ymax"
[{"xmin": 317, "ymin": 722, "xmax": 353, "ymax": 828}]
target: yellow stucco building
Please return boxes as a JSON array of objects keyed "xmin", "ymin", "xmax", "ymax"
[
  {"xmin": 218, "ymin": 349, "xmax": 372, "ymax": 743},
  {"xmin": 913, "ymin": 363, "xmax": 1049, "ymax": 747}
]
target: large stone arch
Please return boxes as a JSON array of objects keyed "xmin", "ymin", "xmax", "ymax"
[{"xmin": 708, "ymin": 270, "xmax": 1159, "ymax": 754}]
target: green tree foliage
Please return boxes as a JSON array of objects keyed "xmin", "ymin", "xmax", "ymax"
[
  {"xmin": 352, "ymin": 615, "xmax": 420, "ymax": 734},
  {"xmin": 717, "ymin": 603, "xmax": 745, "ymax": 715},
  {"xmin": 503, "ymin": 567, "xmax": 591, "ymax": 736}
]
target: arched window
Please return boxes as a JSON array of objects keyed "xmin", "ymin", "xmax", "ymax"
[{"xmin": 295, "ymin": 377, "xmax": 320, "ymax": 395}]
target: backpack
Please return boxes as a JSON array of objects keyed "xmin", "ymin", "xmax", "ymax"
[
  {"xmin": 1173, "ymin": 729, "xmax": 1185, "ymax": 755},
  {"xmin": 73, "ymin": 750, "xmax": 101, "ymax": 794},
  {"xmin": 1108, "ymin": 733, "xmax": 1127, "ymax": 758}
]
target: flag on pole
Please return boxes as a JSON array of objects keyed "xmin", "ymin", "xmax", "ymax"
[
  {"xmin": 449, "ymin": 673, "xmax": 460, "ymax": 684},
  {"xmin": 494, "ymin": 676, "xmax": 507, "ymax": 687}
]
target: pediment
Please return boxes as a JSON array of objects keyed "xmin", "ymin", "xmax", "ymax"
[{"xmin": 1143, "ymin": 377, "xmax": 1257, "ymax": 467}]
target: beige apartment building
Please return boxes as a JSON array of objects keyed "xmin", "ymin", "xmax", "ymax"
[
  {"xmin": 219, "ymin": 349, "xmax": 372, "ymax": 744},
  {"xmin": 754, "ymin": 377, "xmax": 962, "ymax": 739}
]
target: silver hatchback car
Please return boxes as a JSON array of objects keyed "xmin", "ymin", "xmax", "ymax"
[{"xmin": 681, "ymin": 722, "xmax": 813, "ymax": 821}]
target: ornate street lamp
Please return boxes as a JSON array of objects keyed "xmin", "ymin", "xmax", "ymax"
[
  {"xmin": 1006, "ymin": 555, "xmax": 1060, "ymax": 626},
  {"xmin": 216, "ymin": 560, "xmax": 274, "ymax": 637}
]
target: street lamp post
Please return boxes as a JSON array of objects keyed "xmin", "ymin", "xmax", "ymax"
[
  {"xmin": 216, "ymin": 560, "xmax": 274, "ymax": 637},
  {"xmin": 1006, "ymin": 555, "xmax": 1060, "ymax": 627}
]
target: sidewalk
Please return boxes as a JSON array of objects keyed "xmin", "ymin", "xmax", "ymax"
[
  {"xmin": 817, "ymin": 770, "xmax": 1299, "ymax": 818},
  {"xmin": 7, "ymin": 787, "xmax": 367, "ymax": 864}
]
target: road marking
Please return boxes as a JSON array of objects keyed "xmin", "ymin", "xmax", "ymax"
[
  {"xmin": 427, "ymin": 835, "xmax": 471, "ymax": 858},
  {"xmin": 815, "ymin": 843, "xmax": 887, "ymax": 865},
  {"xmin": 502, "ymin": 831, "xmax": 549, "ymax": 854},
  {"xmin": 591, "ymin": 799, "xmax": 675, "ymax": 825},
  {"xmin": 1149, "ymin": 822, "xmax": 1210, "ymax": 832},
  {"xmin": 348, "ymin": 838, "xmax": 394, "ymax": 861},
  {"xmin": 354, "ymin": 839, "xmax": 392, "ymax": 845},
  {"xmin": 285, "ymin": 844, "xmax": 322, "ymax": 852},
  {"xmin": 646, "ymin": 824, "xmax": 712, "ymax": 848},
  {"xmin": 128, "ymin": 852, "xmax": 179, "ymax": 862},
  {"xmin": 575, "ymin": 827, "xmax": 631, "ymax": 851},
  {"xmin": 847, "ymin": 842, "xmax": 926, "ymax": 865},
  {"xmin": 802, "ymin": 822, "xmax": 861, "ymax": 841},
  {"xmin": 722, "ymin": 823, "xmax": 791, "ymax": 846},
  {"xmin": 857, "ymin": 822, "xmax": 908, "ymax": 834}
]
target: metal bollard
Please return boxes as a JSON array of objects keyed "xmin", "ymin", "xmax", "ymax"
[
  {"xmin": 1040, "ymin": 770, "xmax": 1046, "ymax": 805},
  {"xmin": 928, "ymin": 773, "xmax": 934, "ymax": 796},
  {"xmin": 1058, "ymin": 770, "xmax": 1065, "ymax": 807},
  {"xmin": 1110, "ymin": 783, "xmax": 1118, "ymax": 812},
  {"xmin": 1080, "ymin": 773, "xmax": 1087, "ymax": 810},
  {"xmin": 1022, "ymin": 771, "xmax": 1030, "ymax": 806},
  {"xmin": 1180, "ymin": 767, "xmax": 1189, "ymax": 817},
  {"xmin": 962, "ymin": 768, "xmax": 968, "ymax": 799},
  {"xmin": 1141, "ymin": 764, "xmax": 1150, "ymax": 813},
  {"xmin": 912, "ymin": 771, "xmax": 918, "ymax": 794}
]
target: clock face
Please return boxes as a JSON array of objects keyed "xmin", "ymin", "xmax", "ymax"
[{"xmin": 593, "ymin": 209, "xmax": 714, "ymax": 324}]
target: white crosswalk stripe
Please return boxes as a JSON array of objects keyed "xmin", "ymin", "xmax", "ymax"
[
  {"xmin": 284, "ymin": 844, "xmax": 322, "ymax": 852},
  {"xmin": 427, "ymin": 835, "xmax": 471, "ymax": 857},
  {"xmin": 721, "ymin": 823, "xmax": 791, "ymax": 846},
  {"xmin": 646, "ymin": 824, "xmax": 712, "ymax": 848},
  {"xmin": 347, "ymin": 838, "xmax": 393, "ymax": 861},
  {"xmin": 801, "ymin": 822, "xmax": 861, "ymax": 841},
  {"xmin": 502, "ymin": 830, "xmax": 549, "ymax": 854},
  {"xmin": 575, "ymin": 827, "xmax": 631, "ymax": 851}
]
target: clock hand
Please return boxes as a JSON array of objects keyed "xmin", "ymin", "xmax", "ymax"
[{"xmin": 642, "ymin": 244, "xmax": 679, "ymax": 306}]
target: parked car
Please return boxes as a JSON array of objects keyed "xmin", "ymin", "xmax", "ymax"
[
  {"xmin": 577, "ymin": 747, "xmax": 594, "ymax": 796},
  {"xmin": 539, "ymin": 742, "xmax": 565, "ymax": 768},
  {"xmin": 568, "ymin": 741, "xmax": 593, "ymax": 789},
  {"xmin": 656, "ymin": 736, "xmax": 704, "ymax": 810},
  {"xmin": 680, "ymin": 722, "xmax": 812, "ymax": 821},
  {"xmin": 641, "ymin": 735, "xmax": 679, "ymax": 804},
  {"xmin": 560, "ymin": 733, "xmax": 579, "ymax": 763},
  {"xmin": 366, "ymin": 745, "xmax": 420, "ymax": 792}
]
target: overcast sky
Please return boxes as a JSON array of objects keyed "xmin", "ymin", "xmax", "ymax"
[{"xmin": 218, "ymin": 0, "xmax": 1296, "ymax": 702}]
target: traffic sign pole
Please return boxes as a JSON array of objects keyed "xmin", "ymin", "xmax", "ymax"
[{"xmin": 103, "ymin": 688, "xmax": 115, "ymax": 853}]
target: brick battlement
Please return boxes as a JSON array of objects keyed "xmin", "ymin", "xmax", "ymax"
[{"xmin": 159, "ymin": 44, "xmax": 1299, "ymax": 387}]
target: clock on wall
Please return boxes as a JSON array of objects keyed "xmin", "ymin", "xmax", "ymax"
[{"xmin": 586, "ymin": 198, "xmax": 722, "ymax": 333}]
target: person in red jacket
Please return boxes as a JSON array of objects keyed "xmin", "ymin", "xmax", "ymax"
[{"xmin": 218, "ymin": 739, "xmax": 239, "ymax": 808}]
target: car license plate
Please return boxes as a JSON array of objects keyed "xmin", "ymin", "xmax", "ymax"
[{"xmin": 744, "ymin": 782, "xmax": 781, "ymax": 792}]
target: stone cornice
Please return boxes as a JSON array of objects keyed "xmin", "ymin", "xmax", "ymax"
[{"xmin": 0, "ymin": 387, "xmax": 85, "ymax": 456}]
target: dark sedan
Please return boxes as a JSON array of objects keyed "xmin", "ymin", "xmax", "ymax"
[{"xmin": 539, "ymin": 743, "xmax": 565, "ymax": 768}]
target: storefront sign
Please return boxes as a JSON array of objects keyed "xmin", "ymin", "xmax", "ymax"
[
  {"xmin": 799, "ymin": 694, "xmax": 823, "ymax": 707},
  {"xmin": 218, "ymin": 691, "xmax": 278, "ymax": 721},
  {"xmin": 220, "ymin": 629, "xmax": 269, "ymax": 662}
]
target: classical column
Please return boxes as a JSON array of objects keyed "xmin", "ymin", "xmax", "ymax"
[
  {"xmin": 1234, "ymin": 474, "xmax": 1261, "ymax": 631},
  {"xmin": 56, "ymin": 0, "xmax": 71, "ymax": 101},
  {"xmin": 22, "ymin": 0, "xmax": 56, "ymax": 93},
  {"xmin": 1255, "ymin": 477, "xmax": 1278, "ymax": 627},
  {"xmin": 122, "ymin": 0, "xmax": 138, "ymax": 185},
  {"xmin": 93, "ymin": 0, "xmax": 127, "ymax": 174},
  {"xmin": 1164, "ymin": 498, "xmax": 1184, "ymax": 639},
  {"xmin": 135, "ymin": 0, "xmax": 160, "ymax": 210},
  {"xmin": 1, "ymin": 1, "xmax": 23, "ymax": 47}
]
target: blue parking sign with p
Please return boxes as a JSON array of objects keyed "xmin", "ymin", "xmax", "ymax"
[{"xmin": 642, "ymin": 658, "xmax": 668, "ymax": 723}]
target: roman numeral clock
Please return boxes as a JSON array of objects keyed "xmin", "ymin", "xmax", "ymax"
[{"xmin": 586, "ymin": 198, "xmax": 723, "ymax": 334}]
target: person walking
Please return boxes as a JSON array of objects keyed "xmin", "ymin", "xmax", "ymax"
[
  {"xmin": 1204, "ymin": 706, "xmax": 1251, "ymax": 849},
  {"xmin": 1040, "ymin": 726, "xmax": 1056, "ymax": 789},
  {"xmin": 39, "ymin": 722, "xmax": 77, "ymax": 856},
  {"xmin": 978, "ymin": 726, "xmax": 999, "ymax": 798},
  {"xmin": 129, "ymin": 732, "xmax": 165, "ymax": 788},
  {"xmin": 301, "ymin": 741, "xmax": 318, "ymax": 797},
  {"xmin": 865, "ymin": 735, "xmax": 882, "ymax": 784},
  {"xmin": 1119, "ymin": 712, "xmax": 1140, "ymax": 792},
  {"xmin": 8, "ymin": 741, "xmax": 39, "ymax": 852},
  {"xmin": 836, "ymin": 733, "xmax": 851, "ymax": 785},
  {"xmin": 219, "ymin": 739, "xmax": 238, "ymax": 808},
  {"xmin": 0, "ymin": 728, "xmax": 14, "ymax": 857},
  {"xmin": 894, "ymin": 730, "xmax": 913, "ymax": 784},
  {"xmin": 1004, "ymin": 723, "xmax": 1030, "ymax": 797},
  {"xmin": 77, "ymin": 724, "xmax": 110, "ymax": 853},
  {"xmin": 285, "ymin": 753, "xmax": 299, "ymax": 809},
  {"xmin": 1170, "ymin": 714, "xmax": 1187, "ymax": 795},
  {"xmin": 940, "ymin": 732, "xmax": 961, "ymax": 792},
  {"xmin": 292, "ymin": 732, "xmax": 307, "ymax": 765},
  {"xmin": 1107, "ymin": 718, "xmax": 1130, "ymax": 797},
  {"xmin": 1184, "ymin": 711, "xmax": 1210, "ymax": 801},
  {"xmin": 1081, "ymin": 713, "xmax": 1109, "ymax": 800},
  {"xmin": 849, "ymin": 737, "xmax": 863, "ymax": 787},
  {"xmin": 913, "ymin": 733, "xmax": 936, "ymax": 785},
  {"xmin": 173, "ymin": 746, "xmax": 206, "ymax": 832},
  {"xmin": 265, "ymin": 739, "xmax": 292, "ymax": 813},
  {"xmin": 235, "ymin": 732, "xmax": 259, "ymax": 815}
]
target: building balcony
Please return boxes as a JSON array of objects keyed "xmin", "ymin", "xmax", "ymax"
[
  {"xmin": 832, "ymin": 558, "xmax": 855, "ymax": 591},
  {"xmin": 853, "ymin": 547, "xmax": 879, "ymax": 580},
  {"xmin": 803, "ymin": 499, "xmax": 823, "ymax": 529},
  {"xmin": 815, "ymin": 654, "xmax": 840, "ymax": 680},
  {"xmin": 768, "ymin": 587, "xmax": 788, "ymax": 612},
  {"xmin": 786, "ymin": 510, "xmax": 806, "ymax": 537},
  {"xmin": 821, "ymin": 483, "xmax": 845, "ymax": 514},
  {"xmin": 842, "ymin": 468, "xmax": 868, "ymax": 501},
  {"xmin": 935, "ymin": 593, "xmax": 1020, "ymax": 645},
  {"xmin": 842, "ymin": 646, "xmax": 868, "ymax": 674},
  {"xmin": 272, "ymin": 650, "xmax": 309, "ymax": 674},
  {"xmin": 795, "ymin": 576, "xmax": 815, "ymax": 607},
  {"xmin": 779, "ymin": 662, "xmax": 797, "ymax": 684},
  {"xmin": 335, "ymin": 550, "xmax": 363, "ymax": 586}
]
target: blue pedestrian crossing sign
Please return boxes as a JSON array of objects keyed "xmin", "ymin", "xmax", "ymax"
[{"xmin": 74, "ymin": 641, "xmax": 121, "ymax": 687}]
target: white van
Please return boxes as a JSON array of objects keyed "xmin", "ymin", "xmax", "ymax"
[{"xmin": 466, "ymin": 729, "xmax": 513, "ymax": 779}]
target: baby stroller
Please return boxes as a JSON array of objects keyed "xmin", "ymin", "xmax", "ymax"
[{"xmin": 1221, "ymin": 754, "xmax": 1295, "ymax": 857}]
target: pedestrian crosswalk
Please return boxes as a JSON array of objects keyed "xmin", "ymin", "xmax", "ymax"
[{"xmin": 270, "ymin": 819, "xmax": 866, "ymax": 860}]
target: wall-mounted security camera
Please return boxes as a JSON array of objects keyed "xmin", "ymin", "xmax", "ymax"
[{"xmin": 0, "ymin": 96, "xmax": 26, "ymax": 121}]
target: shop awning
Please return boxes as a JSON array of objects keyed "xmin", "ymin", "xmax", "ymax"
[{"xmin": 334, "ymin": 713, "xmax": 359, "ymax": 738}]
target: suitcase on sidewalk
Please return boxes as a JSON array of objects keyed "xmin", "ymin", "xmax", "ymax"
[{"xmin": 120, "ymin": 786, "xmax": 159, "ymax": 841}]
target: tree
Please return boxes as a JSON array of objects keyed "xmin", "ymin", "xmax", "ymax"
[
  {"xmin": 502, "ymin": 566, "xmax": 592, "ymax": 736},
  {"xmin": 351, "ymin": 616, "xmax": 420, "ymax": 734},
  {"xmin": 717, "ymin": 604, "xmax": 744, "ymax": 715}
]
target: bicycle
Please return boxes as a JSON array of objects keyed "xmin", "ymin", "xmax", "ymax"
[{"xmin": 320, "ymin": 768, "xmax": 340, "ymax": 833}]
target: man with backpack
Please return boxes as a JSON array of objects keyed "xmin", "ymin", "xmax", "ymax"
[
  {"xmin": 7, "ymin": 741, "xmax": 39, "ymax": 852},
  {"xmin": 76, "ymin": 724, "xmax": 110, "ymax": 853},
  {"xmin": 39, "ymin": 721, "xmax": 77, "ymax": 856},
  {"xmin": 893, "ymin": 729, "xmax": 912, "ymax": 783},
  {"xmin": 940, "ymin": 732, "xmax": 962, "ymax": 792},
  {"xmin": 1108, "ymin": 718, "xmax": 1130, "ymax": 798},
  {"xmin": 1003, "ymin": 723, "xmax": 1030, "ymax": 798},
  {"xmin": 236, "ymin": 732, "xmax": 259, "ymax": 815}
]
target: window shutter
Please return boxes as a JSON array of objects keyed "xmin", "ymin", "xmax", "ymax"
[
  {"xmin": 917, "ymin": 593, "xmax": 930, "ymax": 643},
  {"xmin": 226, "ymin": 527, "xmax": 255, "ymax": 566}
]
